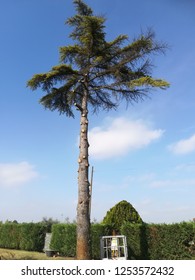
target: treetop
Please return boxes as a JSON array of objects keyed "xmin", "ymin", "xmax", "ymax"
[{"xmin": 27, "ymin": 0, "xmax": 169, "ymax": 117}]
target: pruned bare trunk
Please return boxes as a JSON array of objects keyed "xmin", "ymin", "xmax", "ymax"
[{"xmin": 76, "ymin": 83, "xmax": 91, "ymax": 260}]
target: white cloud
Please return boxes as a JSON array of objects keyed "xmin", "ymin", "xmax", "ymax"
[
  {"xmin": 168, "ymin": 134, "xmax": 195, "ymax": 155},
  {"xmin": 0, "ymin": 161, "xmax": 39, "ymax": 188},
  {"xmin": 120, "ymin": 172, "xmax": 195, "ymax": 191},
  {"xmin": 88, "ymin": 117, "xmax": 164, "ymax": 159},
  {"xmin": 150, "ymin": 178, "xmax": 195, "ymax": 189},
  {"xmin": 174, "ymin": 163, "xmax": 195, "ymax": 173}
]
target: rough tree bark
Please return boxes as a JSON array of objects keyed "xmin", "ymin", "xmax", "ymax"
[{"xmin": 76, "ymin": 78, "xmax": 91, "ymax": 260}]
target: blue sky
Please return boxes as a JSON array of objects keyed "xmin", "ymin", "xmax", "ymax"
[{"xmin": 0, "ymin": 0, "xmax": 195, "ymax": 224}]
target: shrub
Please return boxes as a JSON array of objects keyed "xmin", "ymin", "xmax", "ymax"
[
  {"xmin": 0, "ymin": 222, "xmax": 47, "ymax": 252},
  {"xmin": 147, "ymin": 222, "xmax": 194, "ymax": 260},
  {"xmin": 50, "ymin": 223, "xmax": 113, "ymax": 259},
  {"xmin": 0, "ymin": 221, "xmax": 194, "ymax": 260},
  {"xmin": 121, "ymin": 222, "xmax": 195, "ymax": 260},
  {"xmin": 102, "ymin": 200, "xmax": 143, "ymax": 233},
  {"xmin": 0, "ymin": 223, "xmax": 20, "ymax": 249},
  {"xmin": 91, "ymin": 223, "xmax": 113, "ymax": 259},
  {"xmin": 50, "ymin": 224, "xmax": 77, "ymax": 257},
  {"xmin": 121, "ymin": 222, "xmax": 149, "ymax": 259},
  {"xmin": 19, "ymin": 223, "xmax": 47, "ymax": 252}
]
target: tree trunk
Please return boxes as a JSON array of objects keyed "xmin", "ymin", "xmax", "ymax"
[{"xmin": 76, "ymin": 86, "xmax": 91, "ymax": 260}]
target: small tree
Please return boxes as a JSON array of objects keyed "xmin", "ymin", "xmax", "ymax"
[
  {"xmin": 103, "ymin": 200, "xmax": 143, "ymax": 233},
  {"xmin": 27, "ymin": 0, "xmax": 169, "ymax": 259}
]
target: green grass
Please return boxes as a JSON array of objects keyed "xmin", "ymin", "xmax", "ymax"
[
  {"xmin": 0, "ymin": 248, "xmax": 75, "ymax": 260},
  {"xmin": 0, "ymin": 248, "xmax": 194, "ymax": 260}
]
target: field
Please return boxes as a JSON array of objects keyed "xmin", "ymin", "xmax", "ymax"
[{"xmin": 0, "ymin": 248, "xmax": 74, "ymax": 260}]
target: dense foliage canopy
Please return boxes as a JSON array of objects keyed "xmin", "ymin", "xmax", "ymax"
[{"xmin": 103, "ymin": 200, "xmax": 143, "ymax": 232}]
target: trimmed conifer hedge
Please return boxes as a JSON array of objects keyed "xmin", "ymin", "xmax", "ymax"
[
  {"xmin": 19, "ymin": 223, "xmax": 47, "ymax": 252},
  {"xmin": 147, "ymin": 222, "xmax": 194, "ymax": 260},
  {"xmin": 50, "ymin": 224, "xmax": 76, "ymax": 257},
  {"xmin": 0, "ymin": 222, "xmax": 47, "ymax": 252},
  {"xmin": 91, "ymin": 223, "xmax": 112, "ymax": 259},
  {"xmin": 120, "ymin": 222, "xmax": 147, "ymax": 259},
  {"xmin": 0, "ymin": 223, "xmax": 21, "ymax": 249},
  {"xmin": 50, "ymin": 223, "xmax": 112, "ymax": 259},
  {"xmin": 0, "ymin": 221, "xmax": 194, "ymax": 259},
  {"xmin": 121, "ymin": 222, "xmax": 195, "ymax": 260}
]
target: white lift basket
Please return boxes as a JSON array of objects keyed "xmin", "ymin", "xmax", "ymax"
[{"xmin": 100, "ymin": 235, "xmax": 128, "ymax": 260}]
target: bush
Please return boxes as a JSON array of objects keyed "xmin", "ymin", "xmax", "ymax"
[
  {"xmin": 0, "ymin": 221, "xmax": 194, "ymax": 259},
  {"xmin": 0, "ymin": 222, "xmax": 47, "ymax": 252},
  {"xmin": 50, "ymin": 224, "xmax": 77, "ymax": 257},
  {"xmin": 0, "ymin": 223, "xmax": 21, "ymax": 249},
  {"xmin": 102, "ymin": 200, "xmax": 143, "ymax": 233},
  {"xmin": 121, "ymin": 222, "xmax": 195, "ymax": 260},
  {"xmin": 50, "ymin": 223, "xmax": 113, "ymax": 259},
  {"xmin": 121, "ymin": 222, "xmax": 148, "ymax": 259},
  {"xmin": 91, "ymin": 223, "xmax": 113, "ymax": 259},
  {"xmin": 147, "ymin": 222, "xmax": 194, "ymax": 260},
  {"xmin": 19, "ymin": 223, "xmax": 47, "ymax": 252}
]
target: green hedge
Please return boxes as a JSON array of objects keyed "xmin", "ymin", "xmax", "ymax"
[
  {"xmin": 50, "ymin": 224, "xmax": 77, "ymax": 257},
  {"xmin": 91, "ymin": 223, "xmax": 112, "ymax": 259},
  {"xmin": 120, "ymin": 222, "xmax": 147, "ymax": 259},
  {"xmin": 0, "ymin": 222, "xmax": 47, "ymax": 252},
  {"xmin": 121, "ymin": 222, "xmax": 195, "ymax": 260},
  {"xmin": 19, "ymin": 223, "xmax": 47, "ymax": 252},
  {"xmin": 147, "ymin": 222, "xmax": 194, "ymax": 260},
  {"xmin": 50, "ymin": 223, "xmax": 112, "ymax": 259},
  {"xmin": 0, "ymin": 223, "xmax": 21, "ymax": 249},
  {"xmin": 0, "ymin": 221, "xmax": 194, "ymax": 259}
]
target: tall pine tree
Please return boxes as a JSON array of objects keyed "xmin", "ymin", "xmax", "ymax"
[{"xmin": 27, "ymin": 0, "xmax": 169, "ymax": 259}]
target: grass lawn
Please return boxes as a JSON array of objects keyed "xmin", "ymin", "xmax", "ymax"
[
  {"xmin": 0, "ymin": 248, "xmax": 75, "ymax": 260},
  {"xmin": 1, "ymin": 248, "xmax": 194, "ymax": 260}
]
